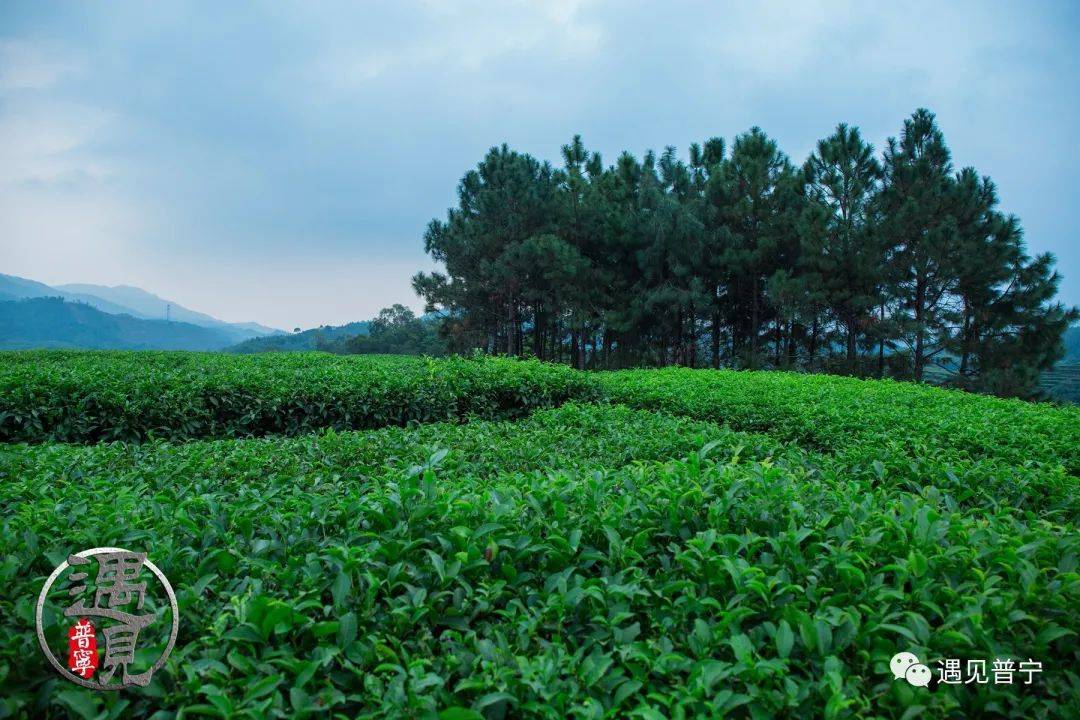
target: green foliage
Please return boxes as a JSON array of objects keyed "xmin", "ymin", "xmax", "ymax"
[
  {"xmin": 414, "ymin": 111, "xmax": 1076, "ymax": 399},
  {"xmin": 2, "ymin": 352, "xmax": 1078, "ymax": 717},
  {"xmin": 324, "ymin": 305, "xmax": 447, "ymax": 357},
  {"xmin": 227, "ymin": 322, "xmax": 371, "ymax": 354},
  {"xmin": 599, "ymin": 367, "xmax": 1079, "ymax": 474},
  {"xmin": 2, "ymin": 397, "xmax": 1077, "ymax": 718},
  {"xmin": 0, "ymin": 351, "xmax": 597, "ymax": 443},
  {"xmin": 801, "ymin": 123, "xmax": 883, "ymax": 374}
]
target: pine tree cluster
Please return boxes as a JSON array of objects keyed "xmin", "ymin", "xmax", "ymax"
[{"xmin": 414, "ymin": 109, "xmax": 1077, "ymax": 398}]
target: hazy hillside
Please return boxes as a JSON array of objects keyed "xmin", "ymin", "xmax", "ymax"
[
  {"xmin": 1064, "ymin": 325, "xmax": 1080, "ymax": 363},
  {"xmin": 0, "ymin": 297, "xmax": 236, "ymax": 350},
  {"xmin": 226, "ymin": 322, "xmax": 370, "ymax": 353},
  {"xmin": 0, "ymin": 274, "xmax": 142, "ymax": 317},
  {"xmin": 0, "ymin": 274, "xmax": 62, "ymax": 300},
  {"xmin": 56, "ymin": 283, "xmax": 280, "ymax": 340},
  {"xmin": 0, "ymin": 274, "xmax": 281, "ymax": 348}
]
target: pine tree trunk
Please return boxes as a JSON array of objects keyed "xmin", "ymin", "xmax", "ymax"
[
  {"xmin": 711, "ymin": 306, "xmax": 721, "ymax": 369},
  {"xmin": 533, "ymin": 304, "xmax": 543, "ymax": 360},
  {"xmin": 689, "ymin": 320, "xmax": 697, "ymax": 367},
  {"xmin": 750, "ymin": 279, "xmax": 760, "ymax": 369},
  {"xmin": 846, "ymin": 316, "xmax": 857, "ymax": 375},
  {"xmin": 686, "ymin": 303, "xmax": 695, "ymax": 368},
  {"xmin": 774, "ymin": 319, "xmax": 782, "ymax": 367},
  {"xmin": 959, "ymin": 303, "xmax": 972, "ymax": 377},
  {"xmin": 914, "ymin": 276, "xmax": 926, "ymax": 381},
  {"xmin": 877, "ymin": 302, "xmax": 886, "ymax": 378},
  {"xmin": 786, "ymin": 315, "xmax": 796, "ymax": 368},
  {"xmin": 506, "ymin": 303, "xmax": 515, "ymax": 356}
]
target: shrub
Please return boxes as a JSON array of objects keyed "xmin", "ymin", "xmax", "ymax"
[
  {"xmin": 0, "ymin": 351, "xmax": 599, "ymax": 443},
  {"xmin": 2, "ymin": 404, "xmax": 1076, "ymax": 718},
  {"xmin": 2, "ymin": 354, "xmax": 1078, "ymax": 718}
]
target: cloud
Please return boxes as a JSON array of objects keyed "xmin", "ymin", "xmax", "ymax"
[
  {"xmin": 0, "ymin": 100, "xmax": 115, "ymax": 187},
  {"xmin": 0, "ymin": 39, "xmax": 82, "ymax": 91},
  {"xmin": 0, "ymin": 39, "xmax": 109, "ymax": 188},
  {"xmin": 0, "ymin": 37, "xmax": 140, "ymax": 294},
  {"xmin": 299, "ymin": 0, "xmax": 604, "ymax": 98},
  {"xmin": 0, "ymin": 0, "xmax": 1076, "ymax": 328},
  {"xmin": 0, "ymin": 185, "xmax": 142, "ymax": 283}
]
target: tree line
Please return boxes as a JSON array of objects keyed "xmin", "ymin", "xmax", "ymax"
[
  {"xmin": 413, "ymin": 109, "xmax": 1076, "ymax": 397},
  {"xmin": 318, "ymin": 304, "xmax": 445, "ymax": 356}
]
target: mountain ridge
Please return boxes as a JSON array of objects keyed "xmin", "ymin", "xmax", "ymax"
[
  {"xmin": 55, "ymin": 282, "xmax": 280, "ymax": 337},
  {"xmin": 0, "ymin": 297, "xmax": 237, "ymax": 350},
  {"xmin": 0, "ymin": 274, "xmax": 282, "ymax": 343}
]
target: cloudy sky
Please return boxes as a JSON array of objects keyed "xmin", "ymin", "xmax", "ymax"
[{"xmin": 2, "ymin": 1, "xmax": 1077, "ymax": 329}]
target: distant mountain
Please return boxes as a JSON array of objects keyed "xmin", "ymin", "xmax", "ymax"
[
  {"xmin": 1064, "ymin": 325, "xmax": 1079, "ymax": 363},
  {"xmin": 226, "ymin": 322, "xmax": 370, "ymax": 353},
  {"xmin": 55, "ymin": 282, "xmax": 280, "ymax": 341},
  {"xmin": 0, "ymin": 297, "xmax": 237, "ymax": 350},
  {"xmin": 0, "ymin": 274, "xmax": 282, "ymax": 346},
  {"xmin": 0, "ymin": 273, "xmax": 154, "ymax": 317},
  {"xmin": 0, "ymin": 274, "xmax": 62, "ymax": 300}
]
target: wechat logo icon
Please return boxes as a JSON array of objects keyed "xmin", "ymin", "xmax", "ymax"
[{"xmin": 891, "ymin": 651, "xmax": 932, "ymax": 687}]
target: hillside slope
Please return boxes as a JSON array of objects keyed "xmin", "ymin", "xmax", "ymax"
[
  {"xmin": 1064, "ymin": 325, "xmax": 1080, "ymax": 363},
  {"xmin": 56, "ymin": 282, "xmax": 280, "ymax": 340},
  {"xmin": 225, "ymin": 321, "xmax": 369, "ymax": 352},
  {"xmin": 0, "ymin": 273, "xmax": 142, "ymax": 317},
  {"xmin": 0, "ymin": 297, "xmax": 235, "ymax": 351},
  {"xmin": 0, "ymin": 274, "xmax": 281, "ymax": 347}
]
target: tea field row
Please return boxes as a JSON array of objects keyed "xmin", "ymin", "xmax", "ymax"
[{"xmin": 1, "ymin": 403, "xmax": 1077, "ymax": 718}]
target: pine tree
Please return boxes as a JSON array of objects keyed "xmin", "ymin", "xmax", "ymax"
[
  {"xmin": 878, "ymin": 109, "xmax": 958, "ymax": 381},
  {"xmin": 717, "ymin": 128, "xmax": 793, "ymax": 369},
  {"xmin": 802, "ymin": 124, "xmax": 883, "ymax": 374},
  {"xmin": 954, "ymin": 229, "xmax": 1078, "ymax": 397},
  {"xmin": 415, "ymin": 112, "xmax": 1075, "ymax": 399},
  {"xmin": 947, "ymin": 169, "xmax": 1018, "ymax": 378},
  {"xmin": 413, "ymin": 144, "xmax": 559, "ymax": 354},
  {"xmin": 691, "ymin": 137, "xmax": 733, "ymax": 368}
]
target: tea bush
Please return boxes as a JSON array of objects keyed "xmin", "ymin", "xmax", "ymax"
[
  {"xmin": 1, "ymin": 353, "xmax": 1078, "ymax": 718},
  {"xmin": 599, "ymin": 367, "xmax": 1080, "ymax": 473},
  {"xmin": 2, "ymin": 403, "xmax": 1078, "ymax": 718},
  {"xmin": 0, "ymin": 352, "xmax": 599, "ymax": 443}
]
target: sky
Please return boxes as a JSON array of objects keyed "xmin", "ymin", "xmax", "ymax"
[{"xmin": 1, "ymin": 1, "xmax": 1078, "ymax": 330}]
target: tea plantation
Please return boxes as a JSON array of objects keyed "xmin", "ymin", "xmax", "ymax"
[{"xmin": 1, "ymin": 352, "xmax": 1077, "ymax": 719}]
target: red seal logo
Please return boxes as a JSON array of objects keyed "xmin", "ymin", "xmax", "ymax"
[{"xmin": 67, "ymin": 618, "xmax": 99, "ymax": 679}]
